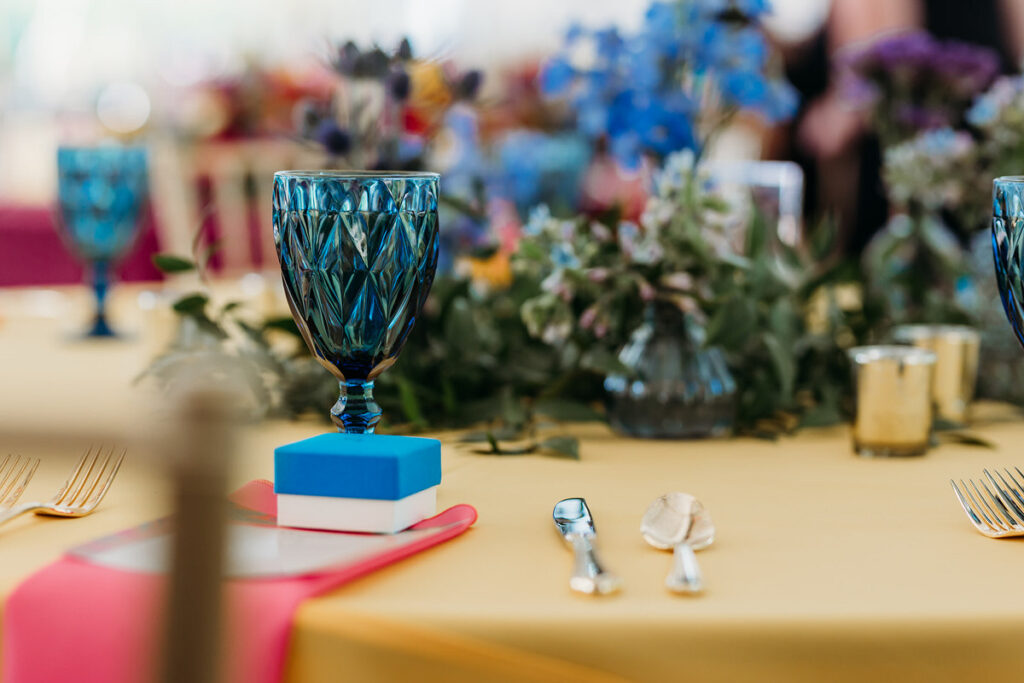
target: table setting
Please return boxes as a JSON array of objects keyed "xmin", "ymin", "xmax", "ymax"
[{"xmin": 9, "ymin": 2, "xmax": 1024, "ymax": 682}]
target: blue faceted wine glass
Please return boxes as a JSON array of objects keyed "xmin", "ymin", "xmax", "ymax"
[
  {"xmin": 993, "ymin": 177, "xmax": 1024, "ymax": 348},
  {"xmin": 273, "ymin": 171, "xmax": 439, "ymax": 433},
  {"xmin": 56, "ymin": 146, "xmax": 149, "ymax": 337}
]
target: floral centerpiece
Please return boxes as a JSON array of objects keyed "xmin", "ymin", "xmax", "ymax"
[
  {"xmin": 842, "ymin": 30, "xmax": 999, "ymax": 148},
  {"xmin": 515, "ymin": 150, "xmax": 857, "ymax": 436},
  {"xmin": 146, "ymin": 2, "xmax": 867, "ymax": 450}
]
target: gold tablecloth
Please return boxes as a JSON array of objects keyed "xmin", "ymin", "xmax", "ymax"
[{"xmin": 3, "ymin": 286, "xmax": 1024, "ymax": 682}]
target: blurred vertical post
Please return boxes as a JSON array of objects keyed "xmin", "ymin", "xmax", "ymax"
[{"xmin": 159, "ymin": 390, "xmax": 234, "ymax": 683}]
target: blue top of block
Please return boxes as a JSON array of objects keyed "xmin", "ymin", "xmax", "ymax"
[{"xmin": 274, "ymin": 433, "xmax": 441, "ymax": 500}]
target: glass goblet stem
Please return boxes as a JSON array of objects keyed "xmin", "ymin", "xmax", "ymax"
[
  {"xmin": 331, "ymin": 379, "xmax": 383, "ymax": 434},
  {"xmin": 88, "ymin": 260, "xmax": 115, "ymax": 337}
]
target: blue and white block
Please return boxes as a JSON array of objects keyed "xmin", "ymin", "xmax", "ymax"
[{"xmin": 274, "ymin": 433, "xmax": 441, "ymax": 534}]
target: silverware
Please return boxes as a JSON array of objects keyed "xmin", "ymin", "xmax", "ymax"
[
  {"xmin": 552, "ymin": 497, "xmax": 622, "ymax": 595},
  {"xmin": 0, "ymin": 446, "xmax": 125, "ymax": 527},
  {"xmin": 0, "ymin": 454, "xmax": 40, "ymax": 509},
  {"xmin": 951, "ymin": 468, "xmax": 1024, "ymax": 538},
  {"xmin": 641, "ymin": 492, "xmax": 715, "ymax": 594}
]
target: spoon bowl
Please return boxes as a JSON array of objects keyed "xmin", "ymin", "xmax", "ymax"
[{"xmin": 641, "ymin": 492, "xmax": 715, "ymax": 594}]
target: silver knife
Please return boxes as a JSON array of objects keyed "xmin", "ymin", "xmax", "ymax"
[{"xmin": 552, "ymin": 497, "xmax": 622, "ymax": 595}]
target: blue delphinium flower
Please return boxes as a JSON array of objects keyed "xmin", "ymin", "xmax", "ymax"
[
  {"xmin": 540, "ymin": 56, "xmax": 575, "ymax": 96},
  {"xmin": 538, "ymin": 0, "xmax": 798, "ymax": 168},
  {"xmin": 497, "ymin": 131, "xmax": 592, "ymax": 213},
  {"xmin": 551, "ymin": 242, "xmax": 581, "ymax": 269}
]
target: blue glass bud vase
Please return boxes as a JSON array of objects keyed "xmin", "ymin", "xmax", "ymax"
[
  {"xmin": 273, "ymin": 171, "xmax": 439, "ymax": 433},
  {"xmin": 56, "ymin": 146, "xmax": 148, "ymax": 338},
  {"xmin": 604, "ymin": 301, "xmax": 736, "ymax": 439}
]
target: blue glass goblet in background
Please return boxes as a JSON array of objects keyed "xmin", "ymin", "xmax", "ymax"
[
  {"xmin": 273, "ymin": 171, "xmax": 439, "ymax": 433},
  {"xmin": 56, "ymin": 146, "xmax": 149, "ymax": 337}
]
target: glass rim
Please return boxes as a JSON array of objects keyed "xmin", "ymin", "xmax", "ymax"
[
  {"xmin": 891, "ymin": 324, "xmax": 980, "ymax": 341},
  {"xmin": 57, "ymin": 144, "xmax": 147, "ymax": 152},
  {"xmin": 847, "ymin": 345, "xmax": 937, "ymax": 365},
  {"xmin": 274, "ymin": 170, "xmax": 440, "ymax": 180},
  {"xmin": 995, "ymin": 176, "xmax": 1024, "ymax": 184}
]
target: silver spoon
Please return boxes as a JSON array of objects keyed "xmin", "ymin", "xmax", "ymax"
[
  {"xmin": 641, "ymin": 492, "xmax": 714, "ymax": 594},
  {"xmin": 553, "ymin": 497, "xmax": 622, "ymax": 595}
]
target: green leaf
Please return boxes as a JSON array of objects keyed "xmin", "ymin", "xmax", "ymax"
[
  {"xmin": 172, "ymin": 293, "xmax": 209, "ymax": 315},
  {"xmin": 263, "ymin": 316, "xmax": 303, "ymax": 338},
  {"xmin": 197, "ymin": 240, "xmax": 222, "ymax": 269},
  {"xmin": 798, "ymin": 403, "xmax": 843, "ymax": 428},
  {"xmin": 539, "ymin": 436, "xmax": 580, "ymax": 459},
  {"xmin": 152, "ymin": 254, "xmax": 196, "ymax": 273},
  {"xmin": 745, "ymin": 208, "xmax": 768, "ymax": 258},
  {"xmin": 938, "ymin": 431, "xmax": 996, "ymax": 448},
  {"xmin": 395, "ymin": 376, "xmax": 427, "ymax": 429},
  {"xmin": 705, "ymin": 296, "xmax": 757, "ymax": 349},
  {"xmin": 444, "ymin": 297, "xmax": 479, "ymax": 354},
  {"xmin": 762, "ymin": 333, "xmax": 795, "ymax": 401},
  {"xmin": 221, "ymin": 301, "xmax": 243, "ymax": 315},
  {"xmin": 439, "ymin": 193, "xmax": 487, "ymax": 221},
  {"xmin": 533, "ymin": 399, "xmax": 604, "ymax": 422},
  {"xmin": 578, "ymin": 347, "xmax": 631, "ymax": 377}
]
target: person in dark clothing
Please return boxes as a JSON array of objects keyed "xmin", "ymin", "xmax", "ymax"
[{"xmin": 784, "ymin": 0, "xmax": 1023, "ymax": 255}]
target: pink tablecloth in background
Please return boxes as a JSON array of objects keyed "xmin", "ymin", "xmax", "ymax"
[{"xmin": 0, "ymin": 204, "xmax": 163, "ymax": 287}]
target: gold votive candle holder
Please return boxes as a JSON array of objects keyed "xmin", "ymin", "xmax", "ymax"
[
  {"xmin": 891, "ymin": 324, "xmax": 980, "ymax": 427},
  {"xmin": 848, "ymin": 346, "xmax": 937, "ymax": 457}
]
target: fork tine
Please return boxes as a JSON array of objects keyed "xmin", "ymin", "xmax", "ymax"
[
  {"xmin": 78, "ymin": 448, "xmax": 124, "ymax": 511},
  {"xmin": 0, "ymin": 457, "xmax": 28, "ymax": 505},
  {"xmin": 2, "ymin": 458, "xmax": 38, "ymax": 508},
  {"xmin": 80, "ymin": 448, "xmax": 125, "ymax": 511},
  {"xmin": 966, "ymin": 479, "xmax": 1007, "ymax": 531},
  {"xmin": 54, "ymin": 446, "xmax": 101, "ymax": 506},
  {"xmin": 979, "ymin": 479, "xmax": 1019, "ymax": 529},
  {"xmin": 994, "ymin": 469, "xmax": 1024, "ymax": 511},
  {"xmin": 984, "ymin": 469, "xmax": 1024, "ymax": 525},
  {"xmin": 1004, "ymin": 468, "xmax": 1024, "ymax": 498},
  {"xmin": 952, "ymin": 480, "xmax": 991, "ymax": 532},
  {"xmin": 0, "ymin": 455, "xmax": 23, "ymax": 505},
  {"xmin": 71, "ymin": 446, "xmax": 114, "ymax": 508}
]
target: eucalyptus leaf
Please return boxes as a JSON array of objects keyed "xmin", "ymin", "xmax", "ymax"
[
  {"xmin": 539, "ymin": 436, "xmax": 580, "ymax": 459},
  {"xmin": 152, "ymin": 254, "xmax": 196, "ymax": 273},
  {"xmin": 172, "ymin": 294, "xmax": 210, "ymax": 315},
  {"xmin": 762, "ymin": 333, "xmax": 795, "ymax": 402}
]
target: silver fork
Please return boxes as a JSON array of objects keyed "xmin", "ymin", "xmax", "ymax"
[
  {"xmin": 0, "ymin": 454, "xmax": 40, "ymax": 509},
  {"xmin": 0, "ymin": 446, "xmax": 125, "ymax": 527},
  {"xmin": 950, "ymin": 467, "xmax": 1024, "ymax": 538}
]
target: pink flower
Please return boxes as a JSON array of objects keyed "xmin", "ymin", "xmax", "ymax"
[
  {"xmin": 638, "ymin": 280, "xmax": 656, "ymax": 301},
  {"xmin": 579, "ymin": 305, "xmax": 599, "ymax": 329}
]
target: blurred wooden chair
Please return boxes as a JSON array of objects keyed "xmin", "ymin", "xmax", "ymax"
[{"xmin": 150, "ymin": 138, "xmax": 322, "ymax": 275}]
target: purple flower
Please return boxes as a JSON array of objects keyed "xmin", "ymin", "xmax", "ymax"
[
  {"xmin": 314, "ymin": 120, "xmax": 352, "ymax": 156},
  {"xmin": 388, "ymin": 69, "xmax": 411, "ymax": 100},
  {"xmin": 933, "ymin": 42, "xmax": 999, "ymax": 97},
  {"xmin": 457, "ymin": 70, "xmax": 484, "ymax": 100}
]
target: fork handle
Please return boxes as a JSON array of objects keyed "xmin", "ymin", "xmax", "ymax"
[{"xmin": 0, "ymin": 503, "xmax": 43, "ymax": 527}]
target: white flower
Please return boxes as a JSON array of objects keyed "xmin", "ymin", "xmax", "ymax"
[
  {"xmin": 524, "ymin": 204, "xmax": 552, "ymax": 236},
  {"xmin": 541, "ymin": 321, "xmax": 572, "ymax": 344}
]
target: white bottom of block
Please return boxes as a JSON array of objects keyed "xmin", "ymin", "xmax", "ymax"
[{"xmin": 277, "ymin": 487, "xmax": 438, "ymax": 534}]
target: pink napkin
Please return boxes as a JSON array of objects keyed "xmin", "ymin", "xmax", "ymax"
[{"xmin": 2, "ymin": 480, "xmax": 477, "ymax": 683}]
